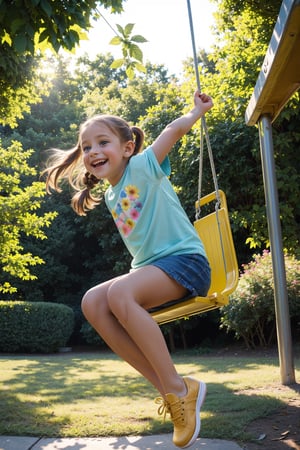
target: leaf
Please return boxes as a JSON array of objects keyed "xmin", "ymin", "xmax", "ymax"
[
  {"xmin": 1, "ymin": 32, "xmax": 12, "ymax": 46},
  {"xmin": 134, "ymin": 62, "xmax": 146, "ymax": 73},
  {"xmin": 68, "ymin": 29, "xmax": 80, "ymax": 46},
  {"xmin": 70, "ymin": 24, "xmax": 87, "ymax": 41},
  {"xmin": 13, "ymin": 34, "xmax": 28, "ymax": 53},
  {"xmin": 10, "ymin": 19, "xmax": 25, "ymax": 34},
  {"xmin": 40, "ymin": 0, "xmax": 52, "ymax": 16},
  {"xmin": 50, "ymin": 37, "xmax": 60, "ymax": 53},
  {"xmin": 256, "ymin": 433, "xmax": 266, "ymax": 441},
  {"xmin": 126, "ymin": 66, "xmax": 135, "ymax": 79},
  {"xmin": 110, "ymin": 58, "xmax": 125, "ymax": 69},
  {"xmin": 131, "ymin": 34, "xmax": 148, "ymax": 43},
  {"xmin": 124, "ymin": 23, "xmax": 135, "ymax": 37},
  {"xmin": 277, "ymin": 430, "xmax": 290, "ymax": 439},
  {"xmin": 35, "ymin": 30, "xmax": 51, "ymax": 52},
  {"xmin": 129, "ymin": 43, "xmax": 143, "ymax": 62},
  {"xmin": 109, "ymin": 36, "xmax": 121, "ymax": 45},
  {"xmin": 116, "ymin": 23, "xmax": 124, "ymax": 35},
  {"xmin": 281, "ymin": 430, "xmax": 290, "ymax": 436},
  {"xmin": 122, "ymin": 46, "xmax": 128, "ymax": 58},
  {"xmin": 38, "ymin": 29, "xmax": 49, "ymax": 44},
  {"xmin": 26, "ymin": 37, "xmax": 34, "ymax": 55}
]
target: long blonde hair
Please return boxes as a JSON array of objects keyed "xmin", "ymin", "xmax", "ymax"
[{"xmin": 43, "ymin": 115, "xmax": 144, "ymax": 216}]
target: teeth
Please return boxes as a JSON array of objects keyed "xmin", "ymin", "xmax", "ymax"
[{"xmin": 93, "ymin": 160, "xmax": 107, "ymax": 167}]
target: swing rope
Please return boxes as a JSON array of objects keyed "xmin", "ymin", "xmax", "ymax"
[
  {"xmin": 150, "ymin": 3, "xmax": 240, "ymax": 323},
  {"xmin": 186, "ymin": 0, "xmax": 221, "ymax": 219},
  {"xmin": 186, "ymin": 0, "xmax": 229, "ymax": 277},
  {"xmin": 151, "ymin": 4, "xmax": 239, "ymax": 323}
]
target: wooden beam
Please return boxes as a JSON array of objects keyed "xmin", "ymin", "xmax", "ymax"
[{"xmin": 245, "ymin": 0, "xmax": 300, "ymax": 125}]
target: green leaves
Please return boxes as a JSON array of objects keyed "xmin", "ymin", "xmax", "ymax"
[
  {"xmin": 109, "ymin": 23, "xmax": 147, "ymax": 78},
  {"xmin": 0, "ymin": 301, "xmax": 75, "ymax": 352},
  {"xmin": 40, "ymin": 0, "xmax": 52, "ymax": 16},
  {"xmin": 0, "ymin": 1, "xmax": 146, "ymax": 123},
  {"xmin": 0, "ymin": 0, "xmax": 125, "ymax": 58},
  {"xmin": 0, "ymin": 141, "xmax": 57, "ymax": 293},
  {"xmin": 221, "ymin": 251, "xmax": 300, "ymax": 348}
]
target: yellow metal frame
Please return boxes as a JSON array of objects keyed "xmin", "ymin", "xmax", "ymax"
[{"xmin": 151, "ymin": 190, "xmax": 239, "ymax": 325}]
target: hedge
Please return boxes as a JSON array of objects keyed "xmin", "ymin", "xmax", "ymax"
[{"xmin": 0, "ymin": 301, "xmax": 74, "ymax": 353}]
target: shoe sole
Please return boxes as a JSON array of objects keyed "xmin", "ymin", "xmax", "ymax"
[{"xmin": 181, "ymin": 379, "xmax": 207, "ymax": 448}]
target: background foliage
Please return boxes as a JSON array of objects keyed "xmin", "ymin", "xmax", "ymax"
[
  {"xmin": 0, "ymin": 301, "xmax": 74, "ymax": 352},
  {"xmin": 221, "ymin": 251, "xmax": 300, "ymax": 349},
  {"xmin": 0, "ymin": 141, "xmax": 57, "ymax": 294}
]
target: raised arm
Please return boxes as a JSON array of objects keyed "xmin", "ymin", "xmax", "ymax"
[{"xmin": 152, "ymin": 90, "xmax": 213, "ymax": 164}]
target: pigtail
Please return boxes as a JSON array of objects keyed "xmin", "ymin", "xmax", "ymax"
[
  {"xmin": 71, "ymin": 172, "xmax": 101, "ymax": 216},
  {"xmin": 83, "ymin": 172, "xmax": 99, "ymax": 190},
  {"xmin": 42, "ymin": 145, "xmax": 83, "ymax": 194},
  {"xmin": 131, "ymin": 126, "xmax": 144, "ymax": 155},
  {"xmin": 42, "ymin": 147, "xmax": 101, "ymax": 216}
]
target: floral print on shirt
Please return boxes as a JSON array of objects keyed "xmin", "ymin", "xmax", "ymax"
[{"xmin": 112, "ymin": 185, "xmax": 142, "ymax": 237}]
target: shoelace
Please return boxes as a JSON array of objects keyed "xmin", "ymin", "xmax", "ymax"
[
  {"xmin": 155, "ymin": 397, "xmax": 170, "ymax": 421},
  {"xmin": 167, "ymin": 398, "xmax": 185, "ymax": 425}
]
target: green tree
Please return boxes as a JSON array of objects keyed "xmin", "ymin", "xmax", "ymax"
[
  {"xmin": 0, "ymin": 0, "xmax": 120, "ymax": 126},
  {"xmin": 0, "ymin": 0, "xmax": 123, "ymax": 55},
  {"xmin": 72, "ymin": 52, "xmax": 126, "ymax": 96},
  {"xmin": 0, "ymin": 140, "xmax": 56, "ymax": 294},
  {"xmin": 2, "ymin": 55, "xmax": 81, "ymax": 158},
  {"xmin": 78, "ymin": 60, "xmax": 171, "ymax": 123},
  {"xmin": 0, "ymin": 0, "xmax": 147, "ymax": 125}
]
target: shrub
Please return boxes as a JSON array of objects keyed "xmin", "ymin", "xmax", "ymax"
[
  {"xmin": 220, "ymin": 250, "xmax": 300, "ymax": 349},
  {"xmin": 0, "ymin": 301, "xmax": 74, "ymax": 353}
]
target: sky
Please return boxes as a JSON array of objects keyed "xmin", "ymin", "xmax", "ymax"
[{"xmin": 75, "ymin": 0, "xmax": 217, "ymax": 75}]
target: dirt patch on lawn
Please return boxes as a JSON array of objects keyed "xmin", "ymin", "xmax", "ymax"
[
  {"xmin": 213, "ymin": 345, "xmax": 299, "ymax": 449},
  {"xmin": 242, "ymin": 383, "xmax": 300, "ymax": 449}
]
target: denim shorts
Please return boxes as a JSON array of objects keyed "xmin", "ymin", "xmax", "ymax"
[{"xmin": 151, "ymin": 253, "xmax": 211, "ymax": 298}]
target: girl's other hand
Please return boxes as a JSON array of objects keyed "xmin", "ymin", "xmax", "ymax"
[{"xmin": 194, "ymin": 91, "xmax": 213, "ymax": 114}]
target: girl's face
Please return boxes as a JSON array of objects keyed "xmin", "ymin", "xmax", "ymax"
[{"xmin": 81, "ymin": 122, "xmax": 134, "ymax": 186}]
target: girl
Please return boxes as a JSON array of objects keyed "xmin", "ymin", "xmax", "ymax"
[{"xmin": 44, "ymin": 90, "xmax": 213, "ymax": 448}]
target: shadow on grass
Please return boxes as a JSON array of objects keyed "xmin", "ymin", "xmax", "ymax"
[{"xmin": 0, "ymin": 352, "xmax": 298, "ymax": 441}]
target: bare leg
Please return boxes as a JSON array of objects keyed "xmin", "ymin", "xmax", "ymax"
[
  {"xmin": 82, "ymin": 277, "xmax": 164, "ymax": 393},
  {"xmin": 81, "ymin": 266, "xmax": 188, "ymax": 397}
]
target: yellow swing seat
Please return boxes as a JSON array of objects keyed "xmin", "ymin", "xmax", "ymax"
[{"xmin": 150, "ymin": 190, "xmax": 239, "ymax": 325}]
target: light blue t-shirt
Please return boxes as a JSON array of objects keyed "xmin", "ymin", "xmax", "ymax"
[{"xmin": 105, "ymin": 147, "xmax": 206, "ymax": 269}]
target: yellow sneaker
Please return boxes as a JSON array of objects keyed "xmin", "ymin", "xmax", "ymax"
[{"xmin": 165, "ymin": 377, "xmax": 206, "ymax": 448}]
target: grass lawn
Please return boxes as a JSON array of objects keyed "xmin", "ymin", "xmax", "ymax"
[{"xmin": 0, "ymin": 348, "xmax": 299, "ymax": 443}]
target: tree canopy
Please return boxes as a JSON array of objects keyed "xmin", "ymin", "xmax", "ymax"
[
  {"xmin": 0, "ymin": 0, "xmax": 123, "ymax": 54},
  {"xmin": 0, "ymin": 0, "xmax": 126, "ymax": 126}
]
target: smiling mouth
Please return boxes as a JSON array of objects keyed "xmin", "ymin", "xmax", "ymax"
[{"xmin": 92, "ymin": 159, "xmax": 108, "ymax": 168}]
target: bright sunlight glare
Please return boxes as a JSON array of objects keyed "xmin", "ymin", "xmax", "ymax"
[{"xmin": 74, "ymin": 0, "xmax": 217, "ymax": 76}]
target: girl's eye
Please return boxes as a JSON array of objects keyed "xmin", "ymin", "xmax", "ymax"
[
  {"xmin": 99, "ymin": 140, "xmax": 108, "ymax": 146},
  {"xmin": 83, "ymin": 145, "xmax": 91, "ymax": 153}
]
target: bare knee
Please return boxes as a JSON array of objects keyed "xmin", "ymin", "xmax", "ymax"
[
  {"xmin": 81, "ymin": 288, "xmax": 96, "ymax": 319},
  {"xmin": 107, "ymin": 280, "xmax": 131, "ymax": 324},
  {"xmin": 81, "ymin": 286, "xmax": 109, "ymax": 323}
]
